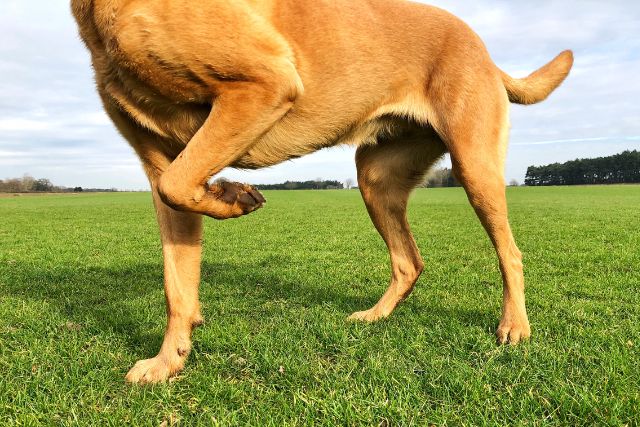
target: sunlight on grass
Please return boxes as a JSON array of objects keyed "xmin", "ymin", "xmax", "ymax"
[{"xmin": 0, "ymin": 186, "xmax": 638, "ymax": 425}]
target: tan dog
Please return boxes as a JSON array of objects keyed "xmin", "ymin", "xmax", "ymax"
[{"xmin": 71, "ymin": 0, "xmax": 573, "ymax": 383}]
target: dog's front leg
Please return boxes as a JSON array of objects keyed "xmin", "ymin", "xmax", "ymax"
[
  {"xmin": 124, "ymin": 58, "xmax": 301, "ymax": 383},
  {"xmin": 156, "ymin": 60, "xmax": 302, "ymax": 219},
  {"xmin": 125, "ymin": 187, "xmax": 203, "ymax": 384}
]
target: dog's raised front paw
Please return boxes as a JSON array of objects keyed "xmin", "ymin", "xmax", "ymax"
[{"xmin": 208, "ymin": 181, "xmax": 266, "ymax": 219}]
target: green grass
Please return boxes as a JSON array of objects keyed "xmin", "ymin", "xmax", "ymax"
[{"xmin": 0, "ymin": 186, "xmax": 638, "ymax": 426}]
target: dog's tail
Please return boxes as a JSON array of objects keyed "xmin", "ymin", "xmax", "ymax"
[{"xmin": 501, "ymin": 50, "xmax": 574, "ymax": 105}]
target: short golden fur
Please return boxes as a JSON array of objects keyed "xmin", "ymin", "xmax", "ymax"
[{"xmin": 71, "ymin": 0, "xmax": 573, "ymax": 383}]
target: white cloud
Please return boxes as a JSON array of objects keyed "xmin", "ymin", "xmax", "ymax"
[{"xmin": 0, "ymin": 118, "xmax": 53, "ymax": 132}]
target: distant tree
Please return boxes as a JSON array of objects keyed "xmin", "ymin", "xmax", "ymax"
[
  {"xmin": 74, "ymin": 187, "xmax": 84, "ymax": 192},
  {"xmin": 32, "ymin": 178, "xmax": 54, "ymax": 192},
  {"xmin": 345, "ymin": 178, "xmax": 355, "ymax": 189},
  {"xmin": 10, "ymin": 179, "xmax": 22, "ymax": 192},
  {"xmin": 423, "ymin": 168, "xmax": 461, "ymax": 188},
  {"xmin": 509, "ymin": 179, "xmax": 520, "ymax": 187},
  {"xmin": 1, "ymin": 178, "xmax": 22, "ymax": 192},
  {"xmin": 21, "ymin": 174, "xmax": 35, "ymax": 192}
]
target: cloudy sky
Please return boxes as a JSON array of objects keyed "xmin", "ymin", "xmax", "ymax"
[{"xmin": 1, "ymin": 1, "xmax": 638, "ymax": 190}]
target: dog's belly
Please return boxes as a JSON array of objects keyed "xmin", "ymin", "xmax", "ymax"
[
  {"xmin": 232, "ymin": 111, "xmax": 429, "ymax": 170},
  {"xmin": 232, "ymin": 110, "xmax": 348, "ymax": 169}
]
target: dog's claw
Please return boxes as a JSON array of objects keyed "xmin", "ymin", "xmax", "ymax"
[
  {"xmin": 125, "ymin": 356, "xmax": 183, "ymax": 384},
  {"xmin": 209, "ymin": 181, "xmax": 265, "ymax": 218},
  {"xmin": 347, "ymin": 308, "xmax": 387, "ymax": 323},
  {"xmin": 248, "ymin": 187, "xmax": 266, "ymax": 204},
  {"xmin": 496, "ymin": 318, "xmax": 531, "ymax": 345}
]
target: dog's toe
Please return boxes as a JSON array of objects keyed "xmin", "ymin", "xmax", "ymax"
[
  {"xmin": 496, "ymin": 319, "xmax": 531, "ymax": 345},
  {"xmin": 125, "ymin": 356, "xmax": 183, "ymax": 384},
  {"xmin": 210, "ymin": 181, "xmax": 265, "ymax": 218},
  {"xmin": 347, "ymin": 308, "xmax": 386, "ymax": 323},
  {"xmin": 247, "ymin": 186, "xmax": 266, "ymax": 204}
]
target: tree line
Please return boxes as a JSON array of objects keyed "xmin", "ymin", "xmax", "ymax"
[
  {"xmin": 525, "ymin": 150, "xmax": 640, "ymax": 186},
  {"xmin": 0, "ymin": 174, "xmax": 117, "ymax": 193},
  {"xmin": 3, "ymin": 168, "xmax": 467, "ymax": 194},
  {"xmin": 21, "ymin": 153, "xmax": 632, "ymax": 194},
  {"xmin": 253, "ymin": 169, "xmax": 466, "ymax": 190},
  {"xmin": 254, "ymin": 179, "xmax": 344, "ymax": 190}
]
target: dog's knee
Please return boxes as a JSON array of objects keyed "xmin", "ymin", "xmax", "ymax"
[
  {"xmin": 245, "ymin": 59, "xmax": 303, "ymax": 119},
  {"xmin": 356, "ymin": 148, "xmax": 418, "ymax": 194},
  {"xmin": 269, "ymin": 58, "xmax": 304, "ymax": 104},
  {"xmin": 157, "ymin": 172, "xmax": 205, "ymax": 211}
]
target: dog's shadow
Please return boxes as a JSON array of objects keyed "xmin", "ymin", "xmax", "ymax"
[
  {"xmin": 7, "ymin": 257, "xmax": 496, "ymax": 357},
  {"xmin": 6, "ymin": 257, "xmax": 370, "ymax": 353},
  {"xmin": 7, "ymin": 261, "xmax": 167, "ymax": 355}
]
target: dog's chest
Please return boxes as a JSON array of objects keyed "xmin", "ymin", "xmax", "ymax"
[{"xmin": 101, "ymin": 62, "xmax": 211, "ymax": 148}]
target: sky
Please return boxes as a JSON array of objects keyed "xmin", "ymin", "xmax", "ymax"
[{"xmin": 0, "ymin": 1, "xmax": 639, "ymax": 190}]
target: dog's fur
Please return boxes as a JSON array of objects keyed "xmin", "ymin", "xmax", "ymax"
[{"xmin": 71, "ymin": 0, "xmax": 573, "ymax": 383}]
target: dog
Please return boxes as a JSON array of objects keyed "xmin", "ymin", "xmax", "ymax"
[{"xmin": 71, "ymin": 0, "xmax": 573, "ymax": 383}]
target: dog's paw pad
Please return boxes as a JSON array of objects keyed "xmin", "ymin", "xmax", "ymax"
[{"xmin": 210, "ymin": 181, "xmax": 266, "ymax": 216}]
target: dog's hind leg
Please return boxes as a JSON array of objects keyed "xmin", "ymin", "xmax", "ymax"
[
  {"xmin": 349, "ymin": 134, "xmax": 446, "ymax": 322},
  {"xmin": 444, "ymin": 92, "xmax": 531, "ymax": 344}
]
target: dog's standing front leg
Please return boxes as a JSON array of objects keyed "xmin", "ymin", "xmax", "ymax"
[
  {"xmin": 100, "ymin": 103, "xmax": 206, "ymax": 384},
  {"xmin": 125, "ymin": 186, "xmax": 204, "ymax": 384},
  {"xmin": 99, "ymin": 102, "xmax": 206, "ymax": 383}
]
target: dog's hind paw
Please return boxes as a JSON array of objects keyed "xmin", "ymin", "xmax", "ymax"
[
  {"xmin": 208, "ymin": 181, "xmax": 266, "ymax": 219},
  {"xmin": 125, "ymin": 356, "xmax": 184, "ymax": 384}
]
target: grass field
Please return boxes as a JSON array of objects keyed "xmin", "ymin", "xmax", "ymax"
[{"xmin": 0, "ymin": 186, "xmax": 638, "ymax": 425}]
